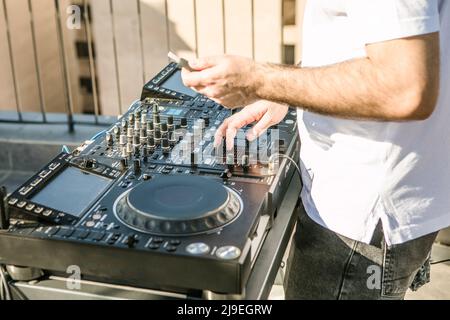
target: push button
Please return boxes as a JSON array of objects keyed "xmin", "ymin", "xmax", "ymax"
[
  {"xmin": 39, "ymin": 170, "xmax": 51, "ymax": 178},
  {"xmin": 19, "ymin": 187, "xmax": 33, "ymax": 196},
  {"xmin": 74, "ymin": 230, "xmax": 90, "ymax": 240},
  {"xmin": 165, "ymin": 246, "xmax": 177, "ymax": 253},
  {"xmin": 17, "ymin": 201, "xmax": 27, "ymax": 209},
  {"xmin": 30, "ymin": 178, "xmax": 43, "ymax": 187},
  {"xmin": 89, "ymin": 231, "xmax": 106, "ymax": 242},
  {"xmin": 34, "ymin": 207, "xmax": 44, "ymax": 214},
  {"xmin": 169, "ymin": 239, "xmax": 181, "ymax": 246},
  {"xmin": 42, "ymin": 209, "xmax": 53, "ymax": 217},
  {"xmin": 147, "ymin": 243, "xmax": 160, "ymax": 250},
  {"xmin": 49, "ymin": 162, "xmax": 61, "ymax": 171},
  {"xmin": 58, "ymin": 228, "xmax": 75, "ymax": 238},
  {"xmin": 47, "ymin": 227, "xmax": 60, "ymax": 237},
  {"xmin": 8, "ymin": 198, "xmax": 18, "ymax": 206}
]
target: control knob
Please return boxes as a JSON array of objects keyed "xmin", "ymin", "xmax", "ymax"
[
  {"xmin": 160, "ymin": 122, "xmax": 168, "ymax": 137},
  {"xmin": 148, "ymin": 137, "xmax": 156, "ymax": 152},
  {"xmin": 162, "ymin": 138, "xmax": 170, "ymax": 155},
  {"xmin": 128, "ymin": 113, "xmax": 135, "ymax": 126},
  {"xmin": 154, "ymin": 129, "xmax": 162, "ymax": 144},
  {"xmin": 113, "ymin": 126, "xmax": 120, "ymax": 139},
  {"xmin": 133, "ymin": 159, "xmax": 141, "ymax": 175},
  {"xmin": 106, "ymin": 133, "xmax": 114, "ymax": 147},
  {"xmin": 181, "ymin": 117, "xmax": 188, "ymax": 128},
  {"xmin": 167, "ymin": 116, "xmax": 174, "ymax": 129},
  {"xmin": 153, "ymin": 114, "xmax": 161, "ymax": 128}
]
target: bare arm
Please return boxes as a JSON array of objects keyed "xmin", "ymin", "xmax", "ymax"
[
  {"xmin": 256, "ymin": 33, "xmax": 440, "ymax": 120},
  {"xmin": 183, "ymin": 33, "xmax": 440, "ymax": 121}
]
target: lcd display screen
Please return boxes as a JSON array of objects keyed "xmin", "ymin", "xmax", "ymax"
[
  {"xmin": 162, "ymin": 70, "xmax": 199, "ymax": 98},
  {"xmin": 31, "ymin": 167, "xmax": 111, "ymax": 217}
]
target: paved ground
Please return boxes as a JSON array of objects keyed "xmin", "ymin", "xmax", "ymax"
[{"xmin": 270, "ymin": 242, "xmax": 450, "ymax": 300}]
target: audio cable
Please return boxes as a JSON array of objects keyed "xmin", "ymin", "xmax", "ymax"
[
  {"xmin": 431, "ymin": 258, "xmax": 450, "ymax": 265},
  {"xmin": 269, "ymin": 153, "xmax": 302, "ymax": 178}
]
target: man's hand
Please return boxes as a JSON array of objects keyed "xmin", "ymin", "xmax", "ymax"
[
  {"xmin": 214, "ymin": 100, "xmax": 289, "ymax": 150},
  {"xmin": 185, "ymin": 33, "xmax": 439, "ymax": 121},
  {"xmin": 182, "ymin": 55, "xmax": 261, "ymax": 109}
]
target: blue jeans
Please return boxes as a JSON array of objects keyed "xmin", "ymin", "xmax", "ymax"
[{"xmin": 284, "ymin": 205, "xmax": 438, "ymax": 300}]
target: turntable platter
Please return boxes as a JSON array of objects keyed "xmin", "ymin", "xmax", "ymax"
[{"xmin": 114, "ymin": 176, "xmax": 242, "ymax": 236}]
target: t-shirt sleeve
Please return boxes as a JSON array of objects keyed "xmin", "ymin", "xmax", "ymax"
[{"xmin": 346, "ymin": 0, "xmax": 440, "ymax": 45}]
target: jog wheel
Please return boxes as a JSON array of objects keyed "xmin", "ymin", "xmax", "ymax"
[{"xmin": 114, "ymin": 175, "xmax": 242, "ymax": 236}]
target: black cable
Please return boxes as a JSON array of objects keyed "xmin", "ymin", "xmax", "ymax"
[{"xmin": 431, "ymin": 258, "xmax": 450, "ymax": 265}]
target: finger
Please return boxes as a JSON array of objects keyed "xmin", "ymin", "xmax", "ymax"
[
  {"xmin": 196, "ymin": 86, "xmax": 224, "ymax": 100},
  {"xmin": 214, "ymin": 119, "xmax": 230, "ymax": 147},
  {"xmin": 225, "ymin": 112, "xmax": 258, "ymax": 150},
  {"xmin": 226, "ymin": 127, "xmax": 237, "ymax": 151},
  {"xmin": 214, "ymin": 108, "xmax": 256, "ymax": 147},
  {"xmin": 182, "ymin": 69, "xmax": 217, "ymax": 88},
  {"xmin": 247, "ymin": 112, "xmax": 274, "ymax": 141},
  {"xmin": 190, "ymin": 56, "xmax": 221, "ymax": 71}
]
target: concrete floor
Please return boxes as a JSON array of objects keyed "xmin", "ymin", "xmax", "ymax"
[{"xmin": 270, "ymin": 242, "xmax": 450, "ymax": 300}]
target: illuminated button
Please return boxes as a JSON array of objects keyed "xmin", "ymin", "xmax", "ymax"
[
  {"xmin": 8, "ymin": 198, "xmax": 18, "ymax": 206},
  {"xmin": 17, "ymin": 201, "xmax": 27, "ymax": 209},
  {"xmin": 42, "ymin": 209, "xmax": 53, "ymax": 217},
  {"xmin": 49, "ymin": 163, "xmax": 61, "ymax": 171},
  {"xmin": 49, "ymin": 162, "xmax": 61, "ymax": 171},
  {"xmin": 19, "ymin": 187, "xmax": 33, "ymax": 196},
  {"xmin": 39, "ymin": 170, "xmax": 51, "ymax": 179},
  {"xmin": 186, "ymin": 243, "xmax": 210, "ymax": 256},
  {"xmin": 25, "ymin": 204, "xmax": 36, "ymax": 211},
  {"xmin": 216, "ymin": 246, "xmax": 241, "ymax": 260},
  {"xmin": 30, "ymin": 178, "xmax": 43, "ymax": 187}
]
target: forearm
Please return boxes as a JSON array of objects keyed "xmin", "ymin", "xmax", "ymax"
[{"xmin": 255, "ymin": 58, "xmax": 428, "ymax": 121}]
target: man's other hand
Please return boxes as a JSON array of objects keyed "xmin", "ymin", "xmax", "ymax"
[
  {"xmin": 182, "ymin": 55, "xmax": 261, "ymax": 109},
  {"xmin": 214, "ymin": 100, "xmax": 289, "ymax": 150}
]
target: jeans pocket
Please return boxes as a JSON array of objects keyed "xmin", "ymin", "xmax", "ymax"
[{"xmin": 381, "ymin": 232, "xmax": 438, "ymax": 299}]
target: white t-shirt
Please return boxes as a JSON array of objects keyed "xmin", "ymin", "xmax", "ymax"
[{"xmin": 299, "ymin": 0, "xmax": 450, "ymax": 245}]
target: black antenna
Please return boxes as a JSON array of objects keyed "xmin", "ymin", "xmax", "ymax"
[{"xmin": 0, "ymin": 186, "xmax": 9, "ymax": 230}]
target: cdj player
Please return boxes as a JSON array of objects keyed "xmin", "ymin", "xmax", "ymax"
[{"xmin": 0, "ymin": 62, "xmax": 300, "ymax": 298}]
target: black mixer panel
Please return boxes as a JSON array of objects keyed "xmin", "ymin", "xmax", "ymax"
[{"xmin": 0, "ymin": 63, "xmax": 300, "ymax": 297}]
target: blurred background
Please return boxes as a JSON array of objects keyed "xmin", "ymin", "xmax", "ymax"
[{"xmin": 0, "ymin": 0, "xmax": 305, "ymax": 121}]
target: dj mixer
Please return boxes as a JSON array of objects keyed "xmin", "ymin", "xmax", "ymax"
[{"xmin": 0, "ymin": 63, "xmax": 300, "ymax": 297}]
